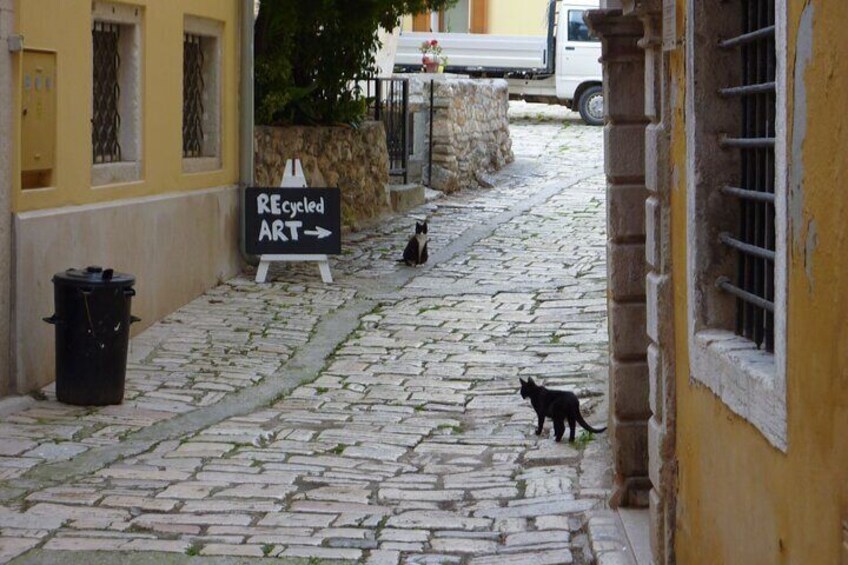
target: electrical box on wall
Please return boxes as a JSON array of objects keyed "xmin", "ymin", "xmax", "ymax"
[{"xmin": 21, "ymin": 50, "xmax": 57, "ymax": 188}]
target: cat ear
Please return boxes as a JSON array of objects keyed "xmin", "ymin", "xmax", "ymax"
[
  {"xmin": 519, "ymin": 378, "xmax": 526, "ymax": 385},
  {"xmin": 422, "ymin": 221, "xmax": 428, "ymax": 234},
  {"xmin": 527, "ymin": 377, "xmax": 535, "ymax": 385},
  {"xmin": 415, "ymin": 222, "xmax": 423, "ymax": 234}
]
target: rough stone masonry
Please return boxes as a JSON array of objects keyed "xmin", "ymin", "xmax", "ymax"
[{"xmin": 427, "ymin": 78, "xmax": 514, "ymax": 193}]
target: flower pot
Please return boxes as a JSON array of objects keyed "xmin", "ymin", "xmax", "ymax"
[{"xmin": 424, "ymin": 61, "xmax": 440, "ymax": 73}]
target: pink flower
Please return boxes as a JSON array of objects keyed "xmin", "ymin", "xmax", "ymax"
[{"xmin": 430, "ymin": 39, "xmax": 438, "ymax": 46}]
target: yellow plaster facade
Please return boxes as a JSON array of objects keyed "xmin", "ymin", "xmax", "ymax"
[
  {"xmin": 13, "ymin": 0, "xmax": 241, "ymax": 212},
  {"xmin": 483, "ymin": 0, "xmax": 551, "ymax": 35},
  {"xmin": 668, "ymin": 0, "xmax": 848, "ymax": 562},
  {"xmin": 402, "ymin": 0, "xmax": 551, "ymax": 36}
]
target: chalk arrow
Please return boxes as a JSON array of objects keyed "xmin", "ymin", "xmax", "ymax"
[{"xmin": 304, "ymin": 226, "xmax": 332, "ymax": 239}]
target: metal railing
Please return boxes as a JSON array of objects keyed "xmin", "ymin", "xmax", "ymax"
[{"xmin": 362, "ymin": 78, "xmax": 410, "ymax": 184}]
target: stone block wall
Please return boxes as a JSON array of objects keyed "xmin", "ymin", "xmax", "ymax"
[
  {"xmin": 585, "ymin": 9, "xmax": 652, "ymax": 510},
  {"xmin": 380, "ymin": 74, "xmax": 513, "ymax": 192},
  {"xmin": 424, "ymin": 78, "xmax": 514, "ymax": 193},
  {"xmin": 254, "ymin": 122, "xmax": 391, "ymax": 230},
  {"xmin": 589, "ymin": 4, "xmax": 680, "ymax": 563},
  {"xmin": 636, "ymin": 3, "xmax": 677, "ymax": 563}
]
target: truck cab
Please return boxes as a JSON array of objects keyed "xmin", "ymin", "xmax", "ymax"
[{"xmin": 556, "ymin": 3, "xmax": 603, "ymax": 124}]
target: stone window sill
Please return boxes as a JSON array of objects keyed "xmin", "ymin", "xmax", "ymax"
[
  {"xmin": 182, "ymin": 157, "xmax": 222, "ymax": 175},
  {"xmin": 92, "ymin": 162, "xmax": 141, "ymax": 187},
  {"xmin": 689, "ymin": 329, "xmax": 787, "ymax": 452}
]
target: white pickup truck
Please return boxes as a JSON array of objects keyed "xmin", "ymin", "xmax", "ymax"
[{"xmin": 394, "ymin": 0, "xmax": 603, "ymax": 125}]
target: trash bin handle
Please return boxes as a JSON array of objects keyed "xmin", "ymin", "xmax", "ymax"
[
  {"xmin": 124, "ymin": 288, "xmax": 136, "ymax": 297},
  {"xmin": 130, "ymin": 315, "xmax": 142, "ymax": 324},
  {"xmin": 43, "ymin": 315, "xmax": 60, "ymax": 325}
]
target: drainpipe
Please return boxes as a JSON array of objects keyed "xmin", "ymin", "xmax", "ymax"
[{"xmin": 239, "ymin": 0, "xmax": 256, "ymax": 263}]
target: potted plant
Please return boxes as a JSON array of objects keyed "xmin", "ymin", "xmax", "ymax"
[{"xmin": 419, "ymin": 39, "xmax": 444, "ymax": 73}]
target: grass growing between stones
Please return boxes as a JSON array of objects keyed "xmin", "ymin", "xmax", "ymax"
[
  {"xmin": 184, "ymin": 542, "xmax": 202, "ymax": 556},
  {"xmin": 574, "ymin": 431, "xmax": 595, "ymax": 449}
]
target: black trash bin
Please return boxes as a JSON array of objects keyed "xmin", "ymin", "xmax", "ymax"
[{"xmin": 43, "ymin": 266, "xmax": 140, "ymax": 406}]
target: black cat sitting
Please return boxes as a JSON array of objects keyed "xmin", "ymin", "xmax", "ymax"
[
  {"xmin": 519, "ymin": 377, "xmax": 607, "ymax": 443},
  {"xmin": 400, "ymin": 220, "xmax": 429, "ymax": 266}
]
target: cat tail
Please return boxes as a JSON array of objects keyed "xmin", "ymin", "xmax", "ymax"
[{"xmin": 576, "ymin": 411, "xmax": 607, "ymax": 434}]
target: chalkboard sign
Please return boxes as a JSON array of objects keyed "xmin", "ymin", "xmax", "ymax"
[{"xmin": 245, "ymin": 187, "xmax": 342, "ymax": 256}]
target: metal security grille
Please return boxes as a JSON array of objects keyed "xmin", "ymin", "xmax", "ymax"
[
  {"xmin": 183, "ymin": 33, "xmax": 205, "ymax": 158},
  {"xmin": 92, "ymin": 21, "xmax": 122, "ymax": 163},
  {"xmin": 717, "ymin": 0, "xmax": 776, "ymax": 351}
]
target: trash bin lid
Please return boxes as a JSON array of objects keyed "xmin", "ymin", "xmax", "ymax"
[{"xmin": 52, "ymin": 266, "xmax": 135, "ymax": 288}]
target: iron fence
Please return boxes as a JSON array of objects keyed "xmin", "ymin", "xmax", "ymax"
[{"xmin": 362, "ymin": 78, "xmax": 410, "ymax": 184}]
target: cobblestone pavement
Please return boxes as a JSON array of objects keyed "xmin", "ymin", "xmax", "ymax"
[{"xmin": 0, "ymin": 104, "xmax": 610, "ymax": 564}]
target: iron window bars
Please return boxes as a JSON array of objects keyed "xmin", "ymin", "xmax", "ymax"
[
  {"xmin": 92, "ymin": 21, "xmax": 122, "ymax": 164},
  {"xmin": 183, "ymin": 33, "xmax": 205, "ymax": 158},
  {"xmin": 717, "ymin": 0, "xmax": 777, "ymax": 352}
]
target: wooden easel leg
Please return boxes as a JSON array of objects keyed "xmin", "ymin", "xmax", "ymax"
[
  {"xmin": 255, "ymin": 259, "xmax": 271, "ymax": 283},
  {"xmin": 318, "ymin": 260, "xmax": 333, "ymax": 284}
]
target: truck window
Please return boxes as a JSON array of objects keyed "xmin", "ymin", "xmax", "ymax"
[{"xmin": 567, "ymin": 10, "xmax": 598, "ymax": 42}]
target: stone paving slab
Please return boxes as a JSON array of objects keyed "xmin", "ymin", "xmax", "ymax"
[
  {"xmin": 0, "ymin": 282, "xmax": 355, "ymax": 479},
  {"xmin": 2, "ymin": 105, "xmax": 610, "ymax": 564}
]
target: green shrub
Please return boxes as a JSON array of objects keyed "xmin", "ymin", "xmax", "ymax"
[{"xmin": 255, "ymin": 0, "xmax": 456, "ymax": 126}]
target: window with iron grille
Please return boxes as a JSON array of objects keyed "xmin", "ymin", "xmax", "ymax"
[
  {"xmin": 91, "ymin": 2, "xmax": 142, "ymax": 186},
  {"xmin": 717, "ymin": 0, "xmax": 777, "ymax": 353},
  {"xmin": 182, "ymin": 18, "xmax": 221, "ymax": 171},
  {"xmin": 686, "ymin": 0, "xmax": 787, "ymax": 450},
  {"xmin": 183, "ymin": 33, "xmax": 205, "ymax": 158},
  {"xmin": 92, "ymin": 21, "xmax": 122, "ymax": 164}
]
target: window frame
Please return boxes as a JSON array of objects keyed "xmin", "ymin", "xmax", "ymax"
[
  {"xmin": 90, "ymin": 1, "xmax": 143, "ymax": 187},
  {"xmin": 685, "ymin": 0, "xmax": 788, "ymax": 451},
  {"xmin": 182, "ymin": 16, "xmax": 223, "ymax": 174}
]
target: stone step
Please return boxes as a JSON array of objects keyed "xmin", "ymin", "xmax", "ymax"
[
  {"xmin": 587, "ymin": 509, "xmax": 651, "ymax": 565},
  {"xmin": 388, "ymin": 183, "xmax": 426, "ymax": 213}
]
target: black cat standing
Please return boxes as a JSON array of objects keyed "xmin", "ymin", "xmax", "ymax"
[
  {"xmin": 400, "ymin": 221, "xmax": 429, "ymax": 266},
  {"xmin": 519, "ymin": 377, "xmax": 607, "ymax": 443}
]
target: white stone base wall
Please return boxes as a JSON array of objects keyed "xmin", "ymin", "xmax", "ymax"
[{"xmin": 12, "ymin": 185, "xmax": 242, "ymax": 393}]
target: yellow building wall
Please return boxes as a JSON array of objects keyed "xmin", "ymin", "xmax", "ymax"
[
  {"xmin": 671, "ymin": 0, "xmax": 848, "ymax": 563},
  {"xmin": 486, "ymin": 0, "xmax": 550, "ymax": 35},
  {"xmin": 13, "ymin": 0, "xmax": 241, "ymax": 213},
  {"xmin": 401, "ymin": 0, "xmax": 551, "ymax": 36}
]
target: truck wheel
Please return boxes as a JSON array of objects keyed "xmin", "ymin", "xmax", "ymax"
[{"xmin": 578, "ymin": 86, "xmax": 604, "ymax": 126}]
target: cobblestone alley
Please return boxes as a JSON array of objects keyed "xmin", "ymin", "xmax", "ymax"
[{"xmin": 0, "ymin": 105, "xmax": 612, "ymax": 564}]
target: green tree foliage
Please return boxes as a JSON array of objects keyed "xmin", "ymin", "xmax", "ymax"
[{"xmin": 254, "ymin": 0, "xmax": 456, "ymax": 126}]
